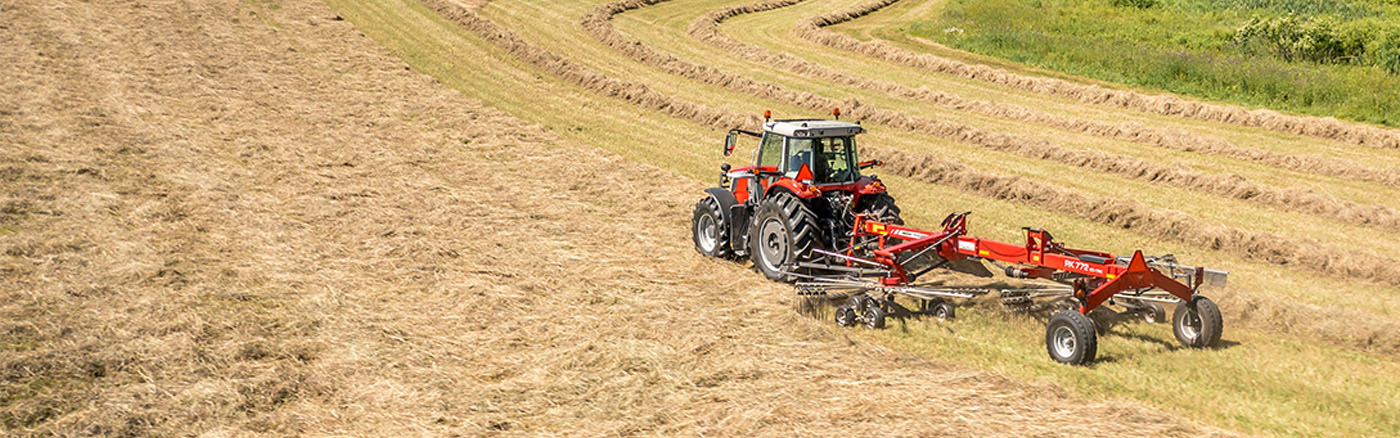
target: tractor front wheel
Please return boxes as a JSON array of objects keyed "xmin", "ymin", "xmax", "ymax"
[
  {"xmin": 749, "ymin": 193, "xmax": 821, "ymax": 282},
  {"xmin": 691, "ymin": 196, "xmax": 731, "ymax": 259},
  {"xmin": 1046, "ymin": 310, "xmax": 1098, "ymax": 365},
  {"xmin": 1173, "ymin": 296, "xmax": 1223, "ymax": 348}
]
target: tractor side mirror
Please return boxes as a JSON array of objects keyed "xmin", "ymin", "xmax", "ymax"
[
  {"xmin": 859, "ymin": 159, "xmax": 883, "ymax": 169},
  {"xmin": 723, "ymin": 131, "xmax": 737, "ymax": 156}
]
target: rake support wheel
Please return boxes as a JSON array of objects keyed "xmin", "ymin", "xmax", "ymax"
[
  {"xmin": 835, "ymin": 305, "xmax": 857, "ymax": 327},
  {"xmin": 863, "ymin": 304, "xmax": 887, "ymax": 329},
  {"xmin": 930, "ymin": 300, "xmax": 955, "ymax": 320},
  {"xmin": 1142, "ymin": 301, "xmax": 1167, "ymax": 324},
  {"xmin": 1046, "ymin": 310, "xmax": 1098, "ymax": 365},
  {"xmin": 1173, "ymin": 296, "xmax": 1223, "ymax": 348}
]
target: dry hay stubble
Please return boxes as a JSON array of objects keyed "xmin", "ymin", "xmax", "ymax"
[{"xmin": 0, "ymin": 0, "xmax": 1236, "ymax": 436}]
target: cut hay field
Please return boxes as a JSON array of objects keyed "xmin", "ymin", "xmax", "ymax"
[{"xmin": 1, "ymin": 0, "xmax": 1397, "ymax": 436}]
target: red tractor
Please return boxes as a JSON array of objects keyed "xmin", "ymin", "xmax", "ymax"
[
  {"xmin": 691, "ymin": 110, "xmax": 901, "ymax": 281},
  {"xmin": 692, "ymin": 111, "xmax": 1227, "ymax": 365}
]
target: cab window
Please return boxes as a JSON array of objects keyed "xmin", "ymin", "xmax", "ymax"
[
  {"xmin": 820, "ymin": 136, "xmax": 857, "ymax": 183},
  {"xmin": 786, "ymin": 136, "xmax": 857, "ymax": 183},
  {"xmin": 785, "ymin": 138, "xmax": 815, "ymax": 179},
  {"xmin": 757, "ymin": 133, "xmax": 783, "ymax": 169}
]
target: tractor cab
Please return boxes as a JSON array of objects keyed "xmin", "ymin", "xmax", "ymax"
[
  {"xmin": 761, "ymin": 120, "xmax": 864, "ymax": 184},
  {"xmin": 721, "ymin": 113, "xmax": 885, "ymax": 203}
]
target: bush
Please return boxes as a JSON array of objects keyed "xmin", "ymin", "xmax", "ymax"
[
  {"xmin": 1231, "ymin": 14, "xmax": 1360, "ymax": 63},
  {"xmin": 1111, "ymin": 0, "xmax": 1157, "ymax": 8},
  {"xmin": 1369, "ymin": 31, "xmax": 1400, "ymax": 73}
]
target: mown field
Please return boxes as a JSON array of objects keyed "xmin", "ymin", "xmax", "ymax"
[
  {"xmin": 869, "ymin": 0, "xmax": 1400, "ymax": 126},
  {"xmin": 0, "ymin": 0, "xmax": 1242, "ymax": 436},
  {"xmin": 321, "ymin": 0, "xmax": 1400, "ymax": 436},
  {"xmin": 5, "ymin": 0, "xmax": 1400, "ymax": 435}
]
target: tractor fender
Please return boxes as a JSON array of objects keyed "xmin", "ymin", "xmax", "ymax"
[
  {"xmin": 766, "ymin": 180, "xmax": 821, "ymax": 200},
  {"xmin": 703, "ymin": 187, "xmax": 739, "ymax": 225},
  {"xmin": 704, "ymin": 187, "xmax": 751, "ymax": 254},
  {"xmin": 855, "ymin": 176, "xmax": 887, "ymax": 195}
]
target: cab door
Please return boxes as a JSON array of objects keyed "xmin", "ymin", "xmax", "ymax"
[{"xmin": 750, "ymin": 132, "xmax": 785, "ymax": 201}]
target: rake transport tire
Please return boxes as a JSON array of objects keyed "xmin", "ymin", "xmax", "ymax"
[
  {"xmin": 692, "ymin": 197, "xmax": 732, "ymax": 258},
  {"xmin": 749, "ymin": 192, "xmax": 822, "ymax": 282},
  {"xmin": 1046, "ymin": 310, "xmax": 1098, "ymax": 365},
  {"xmin": 1173, "ymin": 296, "xmax": 1223, "ymax": 348}
]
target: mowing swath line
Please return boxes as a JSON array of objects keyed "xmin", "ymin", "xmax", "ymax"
[
  {"xmin": 689, "ymin": 0, "xmax": 1400, "ymax": 190},
  {"xmin": 489, "ymin": 0, "xmax": 1400, "ymax": 358},
  {"xmin": 426, "ymin": 0, "xmax": 1400, "ymax": 291},
  {"xmin": 796, "ymin": 0, "xmax": 1400, "ymax": 150},
  {"xmin": 588, "ymin": 0, "xmax": 1400, "ymax": 235}
]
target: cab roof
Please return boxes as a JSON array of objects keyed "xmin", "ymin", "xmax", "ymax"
[{"xmin": 763, "ymin": 119, "xmax": 865, "ymax": 138}]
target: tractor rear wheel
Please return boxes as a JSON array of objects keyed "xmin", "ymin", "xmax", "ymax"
[
  {"xmin": 691, "ymin": 197, "xmax": 731, "ymax": 258},
  {"xmin": 1046, "ymin": 310, "xmax": 1098, "ymax": 365},
  {"xmin": 857, "ymin": 193, "xmax": 903, "ymax": 225},
  {"xmin": 749, "ymin": 193, "xmax": 822, "ymax": 282},
  {"xmin": 1173, "ymin": 296, "xmax": 1223, "ymax": 348}
]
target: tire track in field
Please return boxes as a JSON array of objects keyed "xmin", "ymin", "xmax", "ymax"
[
  {"xmin": 585, "ymin": 0, "xmax": 1400, "ymax": 235},
  {"xmin": 796, "ymin": 0, "xmax": 1400, "ymax": 150},
  {"xmin": 420, "ymin": 0, "xmax": 760, "ymax": 132},
  {"xmin": 690, "ymin": 0, "xmax": 1400, "ymax": 190},
  {"xmin": 423, "ymin": 0, "xmax": 1400, "ymax": 290}
]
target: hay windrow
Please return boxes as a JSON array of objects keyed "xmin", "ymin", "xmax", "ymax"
[
  {"xmin": 587, "ymin": 0, "xmax": 1400, "ymax": 234},
  {"xmin": 794, "ymin": 0, "xmax": 1400, "ymax": 150},
  {"xmin": 689, "ymin": 0, "xmax": 1400, "ymax": 190},
  {"xmin": 1, "ymin": 0, "xmax": 1249, "ymax": 435},
  {"xmin": 873, "ymin": 147, "xmax": 1400, "ymax": 288},
  {"xmin": 422, "ymin": 0, "xmax": 759, "ymax": 131},
  {"xmin": 438, "ymin": 0, "xmax": 1400, "ymax": 289}
]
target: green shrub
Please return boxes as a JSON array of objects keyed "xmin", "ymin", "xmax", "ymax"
[
  {"xmin": 1231, "ymin": 14, "xmax": 1361, "ymax": 63},
  {"xmin": 913, "ymin": 0, "xmax": 1400, "ymax": 126},
  {"xmin": 1111, "ymin": 0, "xmax": 1158, "ymax": 8},
  {"xmin": 1369, "ymin": 30, "xmax": 1400, "ymax": 73}
]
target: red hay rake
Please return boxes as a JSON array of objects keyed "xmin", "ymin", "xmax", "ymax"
[{"xmin": 794, "ymin": 211, "xmax": 1226, "ymax": 364}]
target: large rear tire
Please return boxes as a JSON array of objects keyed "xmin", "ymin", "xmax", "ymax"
[
  {"xmin": 749, "ymin": 192, "xmax": 821, "ymax": 282},
  {"xmin": 1173, "ymin": 296, "xmax": 1223, "ymax": 348},
  {"xmin": 691, "ymin": 196, "xmax": 732, "ymax": 258},
  {"xmin": 1046, "ymin": 310, "xmax": 1098, "ymax": 365},
  {"xmin": 856, "ymin": 193, "xmax": 903, "ymax": 225}
]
